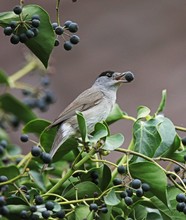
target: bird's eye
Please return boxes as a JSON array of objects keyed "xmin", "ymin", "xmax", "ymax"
[{"xmin": 106, "ymin": 72, "xmax": 112, "ymax": 77}]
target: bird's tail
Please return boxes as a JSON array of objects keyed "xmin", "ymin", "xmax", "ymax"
[{"xmin": 41, "ymin": 128, "xmax": 67, "ymax": 172}]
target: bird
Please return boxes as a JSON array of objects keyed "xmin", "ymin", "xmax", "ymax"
[{"xmin": 47, "ymin": 70, "xmax": 134, "ymax": 159}]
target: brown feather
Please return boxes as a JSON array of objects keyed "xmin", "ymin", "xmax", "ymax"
[{"xmin": 47, "ymin": 88, "xmax": 103, "ymax": 129}]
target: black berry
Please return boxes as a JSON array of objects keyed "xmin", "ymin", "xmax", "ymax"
[
  {"xmin": 70, "ymin": 35, "xmax": 80, "ymax": 44},
  {"xmin": 45, "ymin": 201, "xmax": 54, "ymax": 210},
  {"xmin": 20, "ymin": 210, "xmax": 29, "ymax": 219},
  {"xmin": 124, "ymin": 196, "xmax": 133, "ymax": 206},
  {"xmin": 52, "ymin": 22, "xmax": 58, "ymax": 30},
  {"xmin": 19, "ymin": 33, "xmax": 28, "ymax": 43},
  {"xmin": 117, "ymin": 165, "xmax": 126, "ymax": 174},
  {"xmin": 31, "ymin": 15, "xmax": 40, "ymax": 21},
  {"xmin": 20, "ymin": 134, "xmax": 29, "ymax": 142},
  {"xmin": 26, "ymin": 29, "xmax": 35, "ymax": 38},
  {"xmin": 89, "ymin": 203, "xmax": 98, "ymax": 211},
  {"xmin": 176, "ymin": 193, "xmax": 186, "ymax": 203},
  {"xmin": 30, "ymin": 205, "xmax": 37, "ymax": 212},
  {"xmin": 125, "ymin": 72, "xmax": 134, "ymax": 82},
  {"xmin": 4, "ymin": 26, "xmax": 13, "ymax": 36},
  {"xmin": 184, "ymin": 154, "xmax": 186, "ymax": 161},
  {"xmin": 35, "ymin": 195, "xmax": 43, "ymax": 205},
  {"xmin": 126, "ymin": 188, "xmax": 133, "ymax": 197},
  {"xmin": 101, "ymin": 207, "xmax": 108, "ymax": 213},
  {"xmin": 64, "ymin": 41, "xmax": 73, "ymax": 51},
  {"xmin": 120, "ymin": 191, "xmax": 127, "ymax": 198},
  {"xmin": 64, "ymin": 20, "xmax": 72, "ymax": 28},
  {"xmin": 131, "ymin": 179, "xmax": 141, "ymax": 189},
  {"xmin": 31, "ymin": 146, "xmax": 42, "ymax": 157},
  {"xmin": 174, "ymin": 165, "xmax": 180, "ymax": 173},
  {"xmin": 32, "ymin": 19, "xmax": 40, "ymax": 28},
  {"xmin": 181, "ymin": 137, "xmax": 186, "ymax": 146},
  {"xmin": 13, "ymin": 5, "xmax": 22, "ymax": 15},
  {"xmin": 177, "ymin": 202, "xmax": 185, "ymax": 212},
  {"xmin": 55, "ymin": 26, "xmax": 64, "ymax": 35},
  {"xmin": 0, "ymin": 175, "xmax": 8, "ymax": 182},
  {"xmin": 0, "ymin": 206, "xmax": 9, "ymax": 216},
  {"xmin": 136, "ymin": 188, "xmax": 144, "ymax": 197},
  {"xmin": 141, "ymin": 183, "xmax": 150, "ymax": 192},
  {"xmin": 10, "ymin": 21, "xmax": 17, "ymax": 29},
  {"xmin": 68, "ymin": 22, "xmax": 78, "ymax": 33},
  {"xmin": 113, "ymin": 178, "xmax": 122, "ymax": 185},
  {"xmin": 42, "ymin": 210, "xmax": 50, "ymax": 219},
  {"xmin": 40, "ymin": 152, "xmax": 52, "ymax": 164},
  {"xmin": 0, "ymin": 196, "xmax": 6, "ymax": 206},
  {"xmin": 10, "ymin": 34, "xmax": 20, "ymax": 44},
  {"xmin": 56, "ymin": 209, "xmax": 65, "ymax": 218},
  {"xmin": 30, "ymin": 28, "xmax": 39, "ymax": 36},
  {"xmin": 0, "ymin": 140, "xmax": 7, "ymax": 148}
]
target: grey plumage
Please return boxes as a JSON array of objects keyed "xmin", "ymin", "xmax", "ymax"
[{"xmin": 47, "ymin": 71, "xmax": 133, "ymax": 159}]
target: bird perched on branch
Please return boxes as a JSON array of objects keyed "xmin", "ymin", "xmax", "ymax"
[{"xmin": 47, "ymin": 70, "xmax": 134, "ymax": 159}]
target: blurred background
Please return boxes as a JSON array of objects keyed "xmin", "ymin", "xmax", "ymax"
[{"xmin": 1, "ymin": 0, "xmax": 186, "ymax": 153}]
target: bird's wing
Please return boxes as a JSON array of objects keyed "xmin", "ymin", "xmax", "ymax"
[{"xmin": 47, "ymin": 87, "xmax": 103, "ymax": 128}]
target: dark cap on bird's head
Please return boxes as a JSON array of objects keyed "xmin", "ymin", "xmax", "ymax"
[{"xmin": 97, "ymin": 70, "xmax": 134, "ymax": 83}]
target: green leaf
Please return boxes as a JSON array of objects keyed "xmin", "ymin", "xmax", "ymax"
[
  {"xmin": 156, "ymin": 90, "xmax": 167, "ymax": 114},
  {"xmin": 0, "ymin": 93, "xmax": 37, "ymax": 123},
  {"xmin": 0, "ymin": 69, "xmax": 9, "ymax": 85},
  {"xmin": 89, "ymin": 122, "xmax": 108, "ymax": 143},
  {"xmin": 133, "ymin": 117, "xmax": 162, "ymax": 160},
  {"xmin": 104, "ymin": 189, "xmax": 120, "ymax": 206},
  {"xmin": 137, "ymin": 106, "xmax": 151, "ymax": 119},
  {"xmin": 106, "ymin": 103, "xmax": 124, "ymax": 125},
  {"xmin": 64, "ymin": 181, "xmax": 102, "ymax": 200},
  {"xmin": 103, "ymin": 133, "xmax": 124, "ymax": 151},
  {"xmin": 129, "ymin": 161, "xmax": 168, "ymax": 205},
  {"xmin": 155, "ymin": 117, "xmax": 177, "ymax": 157},
  {"xmin": 28, "ymin": 170, "xmax": 46, "ymax": 192},
  {"xmin": 76, "ymin": 111, "xmax": 88, "ymax": 142},
  {"xmin": 0, "ymin": 5, "xmax": 55, "ymax": 68},
  {"xmin": 169, "ymin": 148, "xmax": 186, "ymax": 162},
  {"xmin": 99, "ymin": 164, "xmax": 112, "ymax": 190},
  {"xmin": 23, "ymin": 118, "xmax": 50, "ymax": 136},
  {"xmin": 75, "ymin": 206, "xmax": 93, "ymax": 220},
  {"xmin": 0, "ymin": 165, "xmax": 20, "ymax": 179}
]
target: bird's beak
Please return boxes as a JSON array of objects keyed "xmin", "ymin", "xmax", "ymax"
[{"xmin": 114, "ymin": 71, "xmax": 134, "ymax": 83}]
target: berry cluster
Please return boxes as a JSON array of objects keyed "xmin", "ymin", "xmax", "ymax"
[
  {"xmin": 20, "ymin": 134, "xmax": 52, "ymax": 164},
  {"xmin": 3, "ymin": 5, "xmax": 40, "ymax": 45},
  {"xmin": 120, "ymin": 179, "xmax": 150, "ymax": 206},
  {"xmin": 22, "ymin": 76, "xmax": 56, "ymax": 112},
  {"xmin": 52, "ymin": 20, "xmax": 80, "ymax": 51},
  {"xmin": 176, "ymin": 193, "xmax": 186, "ymax": 214}
]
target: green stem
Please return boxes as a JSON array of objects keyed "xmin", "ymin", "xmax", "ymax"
[
  {"xmin": 45, "ymin": 148, "xmax": 96, "ymax": 196},
  {"xmin": 8, "ymin": 59, "xmax": 38, "ymax": 86},
  {"xmin": 122, "ymin": 115, "xmax": 136, "ymax": 122},
  {"xmin": 56, "ymin": 0, "xmax": 61, "ymax": 25},
  {"xmin": 175, "ymin": 125, "xmax": 186, "ymax": 132}
]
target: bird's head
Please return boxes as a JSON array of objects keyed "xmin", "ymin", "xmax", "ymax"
[{"xmin": 94, "ymin": 70, "xmax": 134, "ymax": 90}]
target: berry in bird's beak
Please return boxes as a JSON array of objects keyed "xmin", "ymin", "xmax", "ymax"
[
  {"xmin": 124, "ymin": 71, "xmax": 134, "ymax": 82},
  {"xmin": 115, "ymin": 71, "xmax": 134, "ymax": 83}
]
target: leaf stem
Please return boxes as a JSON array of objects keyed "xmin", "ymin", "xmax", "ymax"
[{"xmin": 122, "ymin": 115, "xmax": 136, "ymax": 122}]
